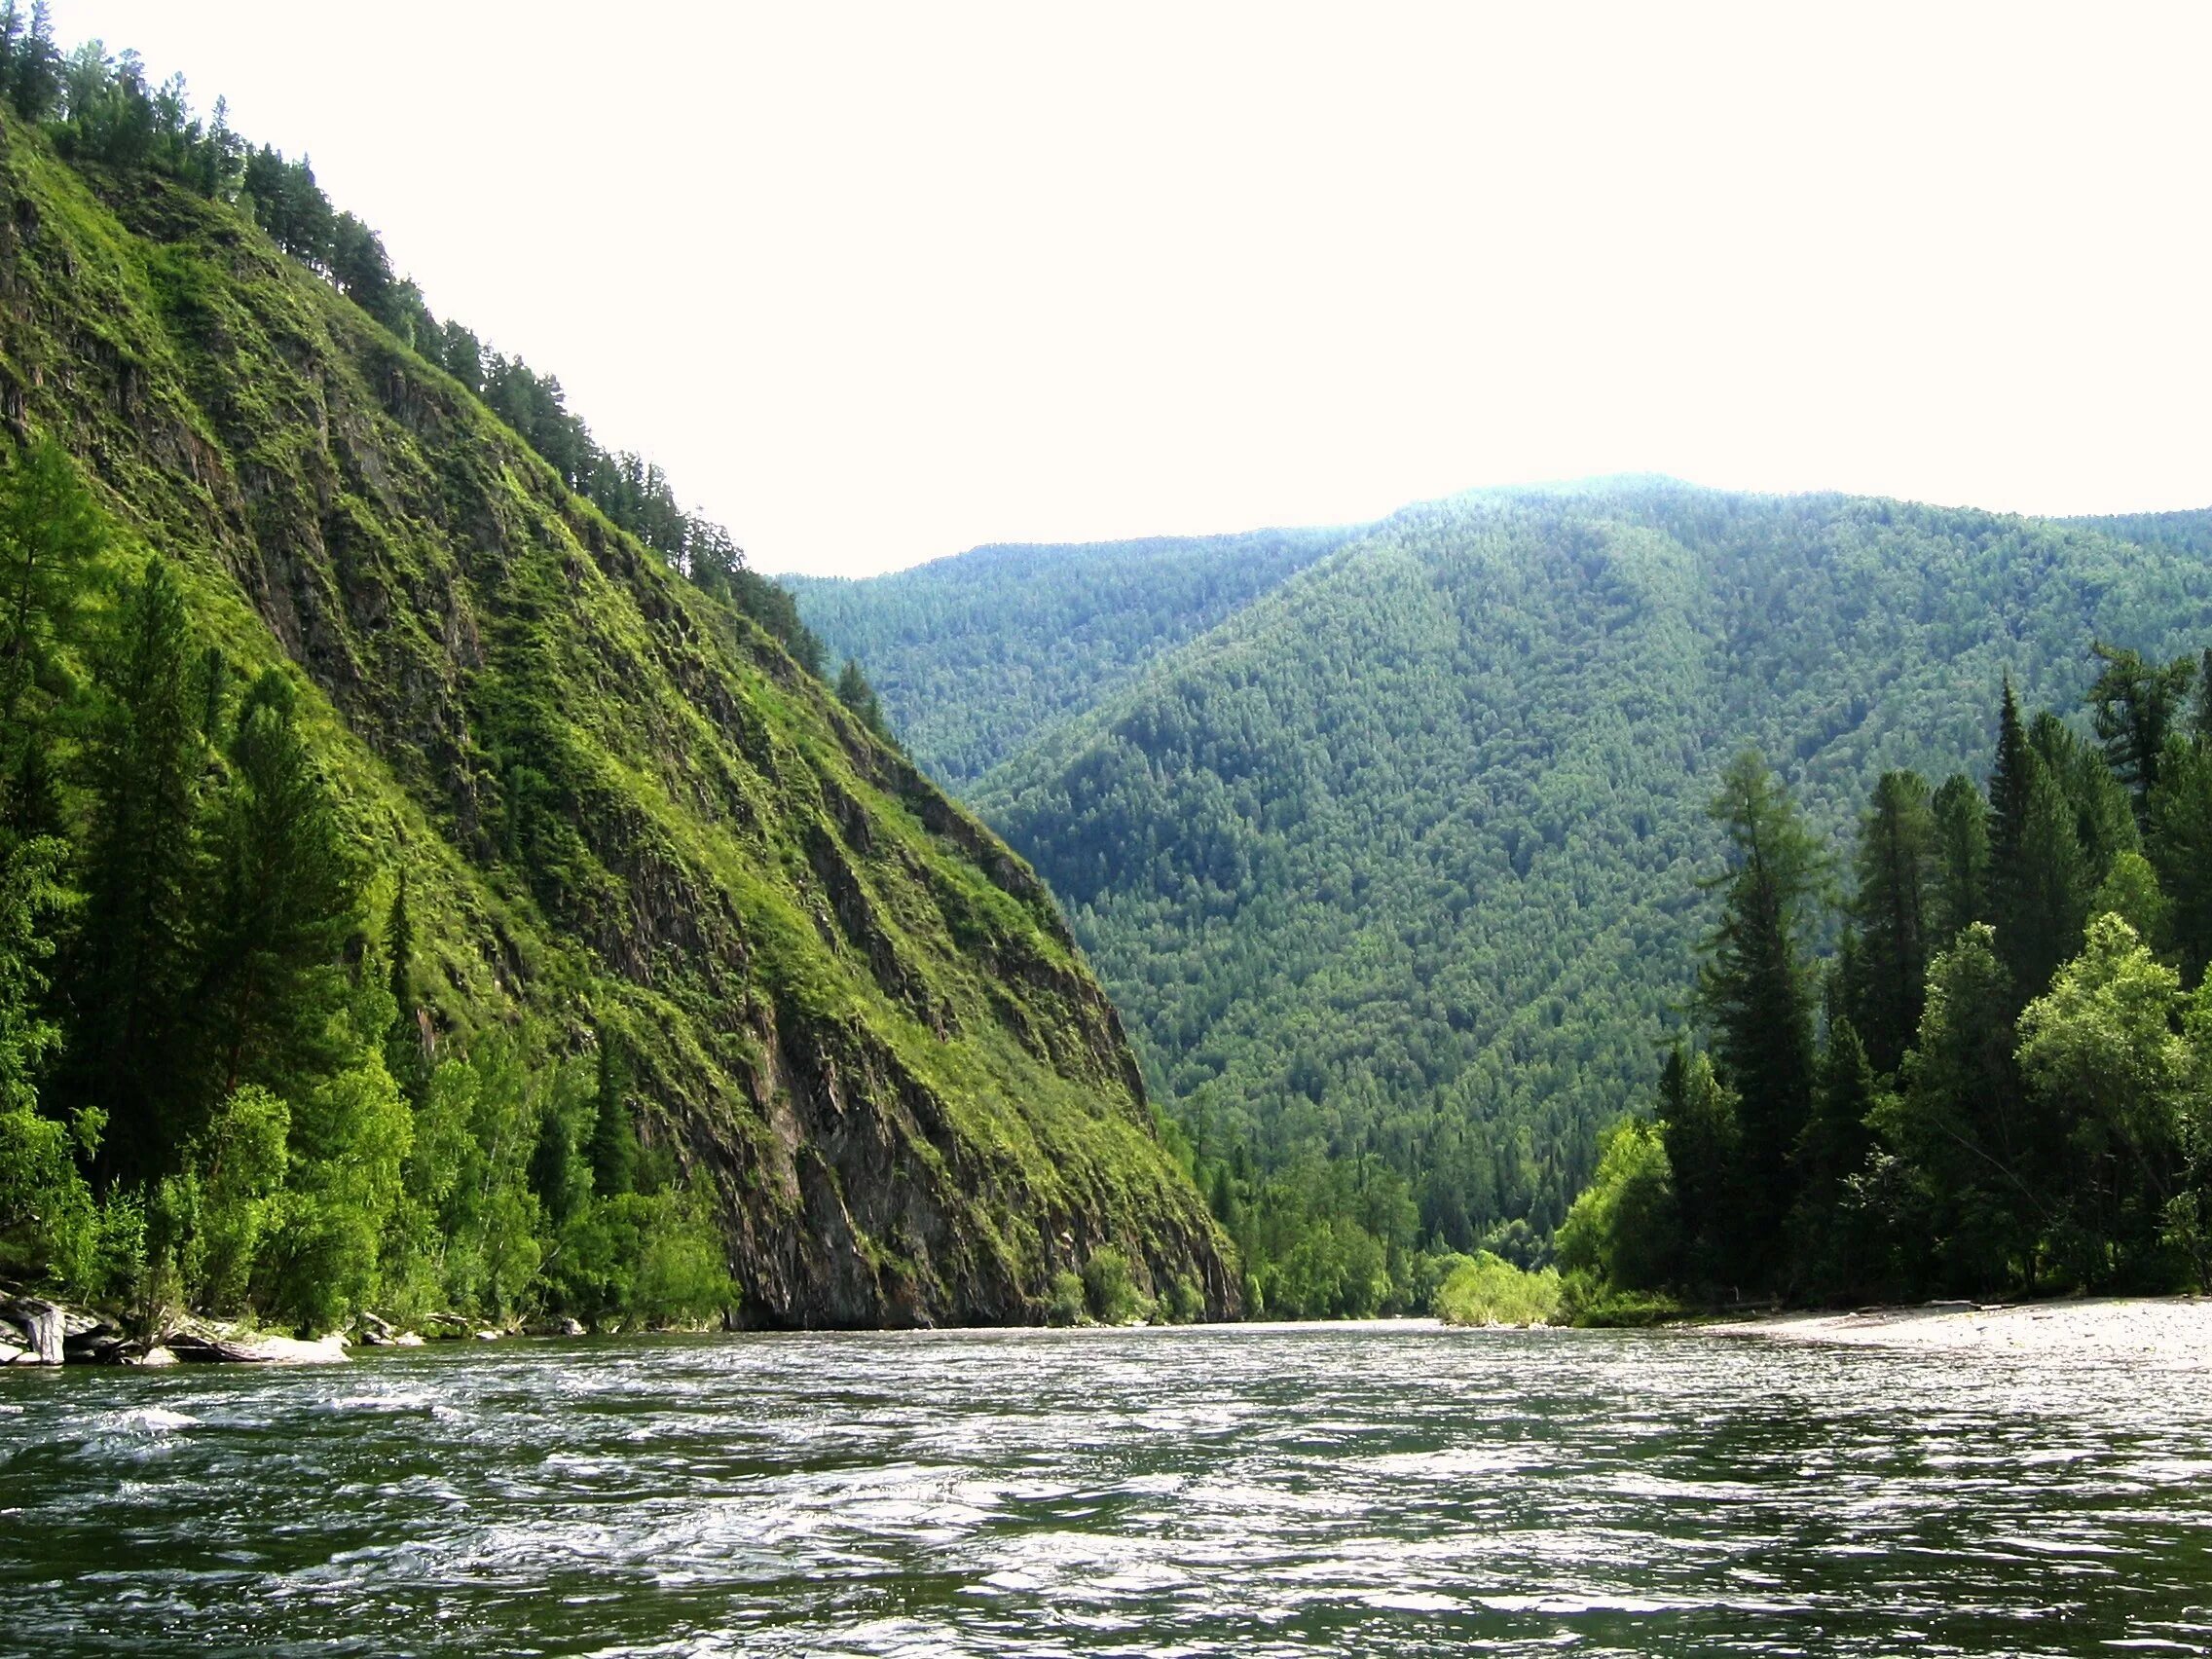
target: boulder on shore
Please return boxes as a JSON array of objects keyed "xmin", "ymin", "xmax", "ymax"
[
  {"xmin": 167, "ymin": 1328, "xmax": 349, "ymax": 1365},
  {"xmin": 0, "ymin": 1297, "xmax": 65, "ymax": 1365}
]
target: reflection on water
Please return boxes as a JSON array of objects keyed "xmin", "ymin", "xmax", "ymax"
[{"xmin": 1, "ymin": 1320, "xmax": 2208, "ymax": 1656}]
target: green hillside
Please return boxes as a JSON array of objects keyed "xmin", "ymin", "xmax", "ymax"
[
  {"xmin": 787, "ymin": 528, "xmax": 1353, "ymax": 783},
  {"xmin": 971, "ymin": 480, "xmax": 2212, "ymax": 1246},
  {"xmin": 0, "ymin": 53, "xmax": 1232, "ymax": 1328}
]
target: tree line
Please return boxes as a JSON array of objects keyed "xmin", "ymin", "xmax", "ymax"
[
  {"xmin": 0, "ymin": 4, "xmax": 830, "ymax": 676},
  {"xmin": 1561, "ymin": 644, "xmax": 2212, "ymax": 1314}
]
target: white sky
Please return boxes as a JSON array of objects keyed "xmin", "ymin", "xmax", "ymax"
[{"xmin": 57, "ymin": 2, "xmax": 2212, "ymax": 576}]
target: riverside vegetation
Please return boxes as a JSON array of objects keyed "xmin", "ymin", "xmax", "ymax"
[
  {"xmin": 803, "ymin": 488, "xmax": 2212, "ymax": 1321},
  {"xmin": 1558, "ymin": 647, "xmax": 2212, "ymax": 1314},
  {"xmin": 0, "ymin": 11, "xmax": 1235, "ymax": 1345}
]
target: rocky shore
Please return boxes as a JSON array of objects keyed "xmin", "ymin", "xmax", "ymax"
[
  {"xmin": 0, "ymin": 1295, "xmax": 589, "ymax": 1366},
  {"xmin": 1699, "ymin": 1296, "xmax": 2212, "ymax": 1364}
]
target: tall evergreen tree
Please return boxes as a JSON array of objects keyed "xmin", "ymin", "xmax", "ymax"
[
  {"xmin": 68, "ymin": 555, "xmax": 201, "ymax": 1181},
  {"xmin": 1987, "ymin": 674, "xmax": 2033, "ymax": 893},
  {"xmin": 1929, "ymin": 772, "xmax": 1989, "ymax": 943},
  {"xmin": 2003, "ymin": 759, "xmax": 2091, "ymax": 1003},
  {"xmin": 587, "ymin": 1024, "xmax": 637, "ymax": 1198},
  {"xmin": 1846, "ymin": 770, "xmax": 1937, "ymax": 1077},
  {"xmin": 1695, "ymin": 752, "xmax": 1823, "ymax": 1281},
  {"xmin": 2087, "ymin": 642, "xmax": 2196, "ymax": 825},
  {"xmin": 1657, "ymin": 1046, "xmax": 1739, "ymax": 1292},
  {"xmin": 192, "ymin": 668, "xmax": 358, "ymax": 1104},
  {"xmin": 0, "ymin": 439, "xmax": 100, "ymax": 757},
  {"xmin": 1880, "ymin": 924, "xmax": 2046, "ymax": 1292},
  {"xmin": 1788, "ymin": 1014, "xmax": 1878, "ymax": 1299},
  {"xmin": 2149, "ymin": 733, "xmax": 2212, "ymax": 984}
]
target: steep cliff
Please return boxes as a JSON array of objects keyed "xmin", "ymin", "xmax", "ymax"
[{"xmin": 0, "ymin": 117, "xmax": 1234, "ymax": 1325}]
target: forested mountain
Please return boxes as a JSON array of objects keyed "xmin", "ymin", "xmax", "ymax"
[
  {"xmin": 0, "ymin": 22, "xmax": 1231, "ymax": 1332},
  {"xmin": 968, "ymin": 481, "xmax": 2212, "ymax": 1268},
  {"xmin": 786, "ymin": 529, "xmax": 1352, "ymax": 783}
]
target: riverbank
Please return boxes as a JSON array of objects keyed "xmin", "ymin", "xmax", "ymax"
[{"xmin": 1698, "ymin": 1296, "xmax": 2212, "ymax": 1363}]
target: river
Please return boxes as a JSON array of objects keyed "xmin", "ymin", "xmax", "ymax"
[{"xmin": 0, "ymin": 1320, "xmax": 2204, "ymax": 1656}]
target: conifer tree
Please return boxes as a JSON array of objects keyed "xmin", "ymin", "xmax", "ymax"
[
  {"xmin": 2149, "ymin": 734, "xmax": 2212, "ymax": 983},
  {"xmin": 1879, "ymin": 924, "xmax": 2046, "ymax": 1292},
  {"xmin": 1788, "ymin": 1014, "xmax": 1877, "ymax": 1297},
  {"xmin": 2087, "ymin": 642, "xmax": 2195, "ymax": 825},
  {"xmin": 193, "ymin": 668, "xmax": 358, "ymax": 1105},
  {"xmin": 1657, "ymin": 1046, "xmax": 1740, "ymax": 1292},
  {"xmin": 70, "ymin": 556, "xmax": 201, "ymax": 1180},
  {"xmin": 1846, "ymin": 770, "xmax": 1936, "ymax": 1077},
  {"xmin": 587, "ymin": 1025, "xmax": 636, "ymax": 1197},
  {"xmin": 1695, "ymin": 752, "xmax": 1823, "ymax": 1280},
  {"xmin": 835, "ymin": 658, "xmax": 890, "ymax": 742},
  {"xmin": 0, "ymin": 439, "xmax": 100, "ymax": 756},
  {"xmin": 1929, "ymin": 772, "xmax": 1989, "ymax": 943}
]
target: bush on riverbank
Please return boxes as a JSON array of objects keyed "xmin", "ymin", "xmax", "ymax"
[{"xmin": 1433, "ymin": 1252, "xmax": 1562, "ymax": 1327}]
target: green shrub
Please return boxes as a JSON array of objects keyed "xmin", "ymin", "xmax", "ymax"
[
  {"xmin": 1161, "ymin": 1274, "xmax": 1204, "ymax": 1324},
  {"xmin": 1081, "ymin": 1245, "xmax": 1143, "ymax": 1323},
  {"xmin": 0, "ymin": 1104, "xmax": 95, "ymax": 1291},
  {"xmin": 1046, "ymin": 1268, "xmax": 1086, "ymax": 1326},
  {"xmin": 1434, "ymin": 1251, "xmax": 1563, "ymax": 1327}
]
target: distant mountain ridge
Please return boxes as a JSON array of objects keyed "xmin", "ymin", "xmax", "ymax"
[
  {"xmin": 786, "ymin": 527, "xmax": 1355, "ymax": 783},
  {"xmin": 809, "ymin": 479, "xmax": 2212, "ymax": 1245}
]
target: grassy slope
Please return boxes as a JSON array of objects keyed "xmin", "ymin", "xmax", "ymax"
[
  {"xmin": 786, "ymin": 527, "xmax": 1354, "ymax": 783},
  {"xmin": 970, "ymin": 480, "xmax": 2212, "ymax": 1239},
  {"xmin": 0, "ymin": 124, "xmax": 1233, "ymax": 1325}
]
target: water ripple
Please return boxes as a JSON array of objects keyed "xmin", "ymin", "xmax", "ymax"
[{"xmin": 2, "ymin": 1323, "xmax": 2209, "ymax": 1655}]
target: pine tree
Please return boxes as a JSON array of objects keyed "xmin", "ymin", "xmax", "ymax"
[
  {"xmin": 1788, "ymin": 1014, "xmax": 1877, "ymax": 1298},
  {"xmin": 192, "ymin": 668, "xmax": 358, "ymax": 1104},
  {"xmin": 1987, "ymin": 674, "xmax": 2033, "ymax": 883},
  {"xmin": 2149, "ymin": 734, "xmax": 2212, "ymax": 983},
  {"xmin": 0, "ymin": 439, "xmax": 100, "ymax": 757},
  {"xmin": 1657, "ymin": 1046, "xmax": 1740, "ymax": 1293},
  {"xmin": 587, "ymin": 1024, "xmax": 636, "ymax": 1197},
  {"xmin": 1695, "ymin": 752, "xmax": 1824, "ymax": 1281},
  {"xmin": 1880, "ymin": 924, "xmax": 2046, "ymax": 1292},
  {"xmin": 1846, "ymin": 770, "xmax": 1936, "ymax": 1077},
  {"xmin": 2087, "ymin": 642, "xmax": 2195, "ymax": 825},
  {"xmin": 2003, "ymin": 760, "xmax": 2090, "ymax": 1002},
  {"xmin": 68, "ymin": 556, "xmax": 202, "ymax": 1181},
  {"xmin": 834, "ymin": 658, "xmax": 891, "ymax": 742},
  {"xmin": 1929, "ymin": 772, "xmax": 1989, "ymax": 942}
]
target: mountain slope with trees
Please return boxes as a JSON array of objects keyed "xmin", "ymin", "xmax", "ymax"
[
  {"xmin": 786, "ymin": 528, "xmax": 1353, "ymax": 784},
  {"xmin": 968, "ymin": 482, "xmax": 2212, "ymax": 1271},
  {"xmin": 0, "ymin": 20, "xmax": 1232, "ymax": 1333}
]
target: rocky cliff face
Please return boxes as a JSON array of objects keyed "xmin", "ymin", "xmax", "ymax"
[{"xmin": 0, "ymin": 124, "xmax": 1235, "ymax": 1325}]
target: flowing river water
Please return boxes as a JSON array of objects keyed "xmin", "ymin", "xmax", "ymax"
[{"xmin": 1, "ymin": 1320, "xmax": 2206, "ymax": 1656}]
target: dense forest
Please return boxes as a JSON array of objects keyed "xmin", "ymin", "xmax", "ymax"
[
  {"xmin": 0, "ymin": 11, "xmax": 1233, "ymax": 1337},
  {"xmin": 936, "ymin": 484, "xmax": 2212, "ymax": 1312},
  {"xmin": 788, "ymin": 529, "xmax": 1352, "ymax": 783},
  {"xmin": 1562, "ymin": 645, "xmax": 2212, "ymax": 1313}
]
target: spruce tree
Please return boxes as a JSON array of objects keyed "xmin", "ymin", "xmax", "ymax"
[
  {"xmin": 587, "ymin": 1025, "xmax": 636, "ymax": 1197},
  {"xmin": 1789, "ymin": 1014, "xmax": 1877, "ymax": 1299},
  {"xmin": 2003, "ymin": 761, "xmax": 2090, "ymax": 1002},
  {"xmin": 0, "ymin": 439, "xmax": 100, "ymax": 756},
  {"xmin": 1657, "ymin": 1046, "xmax": 1740, "ymax": 1293},
  {"xmin": 2149, "ymin": 734, "xmax": 2212, "ymax": 983},
  {"xmin": 69, "ymin": 555, "xmax": 201, "ymax": 1181},
  {"xmin": 2087, "ymin": 642, "xmax": 2195, "ymax": 825},
  {"xmin": 1846, "ymin": 770, "xmax": 1936, "ymax": 1077},
  {"xmin": 193, "ymin": 668, "xmax": 358, "ymax": 1103},
  {"xmin": 1929, "ymin": 772, "xmax": 1989, "ymax": 943},
  {"xmin": 1694, "ymin": 751, "xmax": 1824, "ymax": 1283}
]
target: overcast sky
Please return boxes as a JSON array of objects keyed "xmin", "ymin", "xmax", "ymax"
[{"xmin": 58, "ymin": 2, "xmax": 2212, "ymax": 576}]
